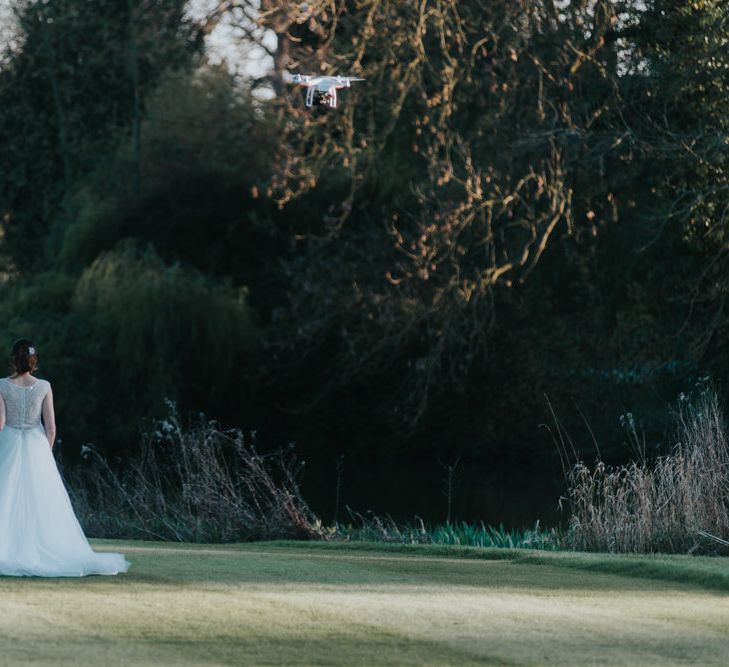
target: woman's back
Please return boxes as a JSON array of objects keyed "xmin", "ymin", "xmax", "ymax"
[
  {"xmin": 0, "ymin": 338, "xmax": 129, "ymax": 577},
  {"xmin": 0, "ymin": 377, "xmax": 51, "ymax": 429}
]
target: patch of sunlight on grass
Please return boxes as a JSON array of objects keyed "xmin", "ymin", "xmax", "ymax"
[{"xmin": 0, "ymin": 540, "xmax": 727, "ymax": 666}]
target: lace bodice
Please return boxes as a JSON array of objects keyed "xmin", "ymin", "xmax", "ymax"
[{"xmin": 0, "ymin": 378, "xmax": 51, "ymax": 429}]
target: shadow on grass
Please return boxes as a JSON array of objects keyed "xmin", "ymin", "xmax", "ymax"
[
  {"xmin": 2, "ymin": 632, "xmax": 525, "ymax": 667},
  {"xmin": 30, "ymin": 539, "xmax": 722, "ymax": 595}
]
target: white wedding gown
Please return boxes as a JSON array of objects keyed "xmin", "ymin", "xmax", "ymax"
[{"xmin": 0, "ymin": 377, "xmax": 130, "ymax": 577}]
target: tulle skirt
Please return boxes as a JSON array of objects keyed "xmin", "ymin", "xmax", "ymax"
[{"xmin": 0, "ymin": 425, "xmax": 130, "ymax": 577}]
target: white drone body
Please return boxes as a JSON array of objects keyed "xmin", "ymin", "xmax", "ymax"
[{"xmin": 289, "ymin": 74, "xmax": 364, "ymax": 108}]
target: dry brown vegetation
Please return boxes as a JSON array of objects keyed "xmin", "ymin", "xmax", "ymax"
[
  {"xmin": 59, "ymin": 402, "xmax": 324, "ymax": 542},
  {"xmin": 560, "ymin": 389, "xmax": 729, "ymax": 554}
]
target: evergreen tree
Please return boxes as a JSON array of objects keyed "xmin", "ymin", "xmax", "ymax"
[
  {"xmin": 0, "ymin": 0, "xmax": 203, "ymax": 270},
  {"xmin": 623, "ymin": 0, "xmax": 729, "ymax": 363}
]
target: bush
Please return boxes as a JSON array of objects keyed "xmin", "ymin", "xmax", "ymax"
[
  {"xmin": 60, "ymin": 402, "xmax": 324, "ymax": 542},
  {"xmin": 69, "ymin": 242, "xmax": 259, "ymax": 451}
]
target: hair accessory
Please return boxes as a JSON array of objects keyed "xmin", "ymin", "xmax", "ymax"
[{"xmin": 27, "ymin": 346, "xmax": 35, "ymax": 355}]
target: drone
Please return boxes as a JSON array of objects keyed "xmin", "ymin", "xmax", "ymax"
[{"xmin": 288, "ymin": 74, "xmax": 364, "ymax": 109}]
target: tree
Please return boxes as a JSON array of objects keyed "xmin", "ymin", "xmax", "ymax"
[
  {"xmin": 253, "ymin": 0, "xmax": 621, "ymax": 427},
  {"xmin": 624, "ymin": 0, "xmax": 729, "ymax": 362},
  {"xmin": 0, "ymin": 0, "xmax": 203, "ymax": 270}
]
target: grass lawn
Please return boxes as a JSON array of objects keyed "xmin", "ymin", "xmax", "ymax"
[{"xmin": 0, "ymin": 540, "xmax": 728, "ymax": 666}]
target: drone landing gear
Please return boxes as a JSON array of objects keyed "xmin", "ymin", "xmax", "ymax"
[{"xmin": 307, "ymin": 89, "xmax": 338, "ymax": 109}]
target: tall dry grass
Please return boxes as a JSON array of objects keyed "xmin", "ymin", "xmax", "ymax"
[
  {"xmin": 59, "ymin": 402, "xmax": 324, "ymax": 542},
  {"xmin": 559, "ymin": 389, "xmax": 729, "ymax": 554}
]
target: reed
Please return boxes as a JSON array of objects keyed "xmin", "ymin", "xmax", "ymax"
[{"xmin": 561, "ymin": 388, "xmax": 729, "ymax": 554}]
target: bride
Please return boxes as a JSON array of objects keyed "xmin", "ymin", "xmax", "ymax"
[{"xmin": 0, "ymin": 339, "xmax": 130, "ymax": 577}]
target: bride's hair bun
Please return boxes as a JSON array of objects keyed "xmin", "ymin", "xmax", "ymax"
[{"xmin": 9, "ymin": 338, "xmax": 38, "ymax": 374}]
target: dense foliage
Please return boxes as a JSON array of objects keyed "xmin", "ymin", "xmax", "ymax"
[{"xmin": 0, "ymin": 0, "xmax": 726, "ymax": 526}]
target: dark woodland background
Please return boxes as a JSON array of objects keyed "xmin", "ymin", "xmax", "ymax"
[{"xmin": 0, "ymin": 0, "xmax": 727, "ymax": 528}]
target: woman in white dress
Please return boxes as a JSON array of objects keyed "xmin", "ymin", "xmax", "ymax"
[{"xmin": 0, "ymin": 339, "xmax": 130, "ymax": 577}]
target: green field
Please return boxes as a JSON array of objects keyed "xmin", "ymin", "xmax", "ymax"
[{"xmin": 1, "ymin": 540, "xmax": 728, "ymax": 666}]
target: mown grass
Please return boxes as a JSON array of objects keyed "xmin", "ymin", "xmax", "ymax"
[
  {"xmin": 229, "ymin": 539, "xmax": 729, "ymax": 592},
  {"xmin": 1, "ymin": 539, "xmax": 728, "ymax": 666}
]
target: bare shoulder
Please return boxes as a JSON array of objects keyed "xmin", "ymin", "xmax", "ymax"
[{"xmin": 39, "ymin": 379, "xmax": 53, "ymax": 394}]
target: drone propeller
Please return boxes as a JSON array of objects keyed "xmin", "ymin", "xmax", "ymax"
[{"xmin": 284, "ymin": 72, "xmax": 311, "ymax": 84}]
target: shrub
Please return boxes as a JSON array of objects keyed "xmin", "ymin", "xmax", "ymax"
[
  {"xmin": 69, "ymin": 242, "xmax": 259, "ymax": 451},
  {"xmin": 60, "ymin": 402, "xmax": 324, "ymax": 542}
]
